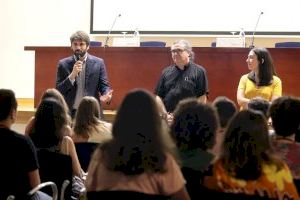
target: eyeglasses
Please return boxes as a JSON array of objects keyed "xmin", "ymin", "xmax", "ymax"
[{"xmin": 170, "ymin": 49, "xmax": 185, "ymax": 54}]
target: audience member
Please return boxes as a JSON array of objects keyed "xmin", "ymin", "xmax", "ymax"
[
  {"xmin": 86, "ymin": 89, "xmax": 190, "ymax": 200},
  {"xmin": 171, "ymin": 98, "xmax": 218, "ymax": 199},
  {"xmin": 155, "ymin": 39, "xmax": 208, "ymax": 120},
  {"xmin": 25, "ymin": 88, "xmax": 72, "ymax": 136},
  {"xmin": 29, "ymin": 98, "xmax": 82, "ymax": 176},
  {"xmin": 248, "ymin": 96, "xmax": 270, "ymax": 117},
  {"xmin": 269, "ymin": 96, "xmax": 300, "ymax": 180},
  {"xmin": 72, "ymin": 96, "xmax": 112, "ymax": 143},
  {"xmin": 0, "ymin": 89, "xmax": 50, "ymax": 199},
  {"xmin": 56, "ymin": 30, "xmax": 113, "ymax": 118},
  {"xmin": 237, "ymin": 47, "xmax": 282, "ymax": 110},
  {"xmin": 211, "ymin": 96, "xmax": 237, "ymax": 156},
  {"xmin": 203, "ymin": 110, "xmax": 299, "ymax": 199}
]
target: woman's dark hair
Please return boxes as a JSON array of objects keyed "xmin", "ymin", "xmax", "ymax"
[
  {"xmin": 221, "ymin": 109, "xmax": 282, "ymax": 180},
  {"xmin": 30, "ymin": 98, "xmax": 67, "ymax": 149},
  {"xmin": 171, "ymin": 98, "xmax": 219, "ymax": 151},
  {"xmin": 212, "ymin": 96, "xmax": 237, "ymax": 128},
  {"xmin": 73, "ymin": 96, "xmax": 101, "ymax": 137},
  {"xmin": 248, "ymin": 47, "xmax": 277, "ymax": 86},
  {"xmin": 101, "ymin": 89, "xmax": 177, "ymax": 175}
]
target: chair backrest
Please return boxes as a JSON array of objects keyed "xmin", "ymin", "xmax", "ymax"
[
  {"xmin": 37, "ymin": 149, "xmax": 73, "ymax": 199},
  {"xmin": 87, "ymin": 190, "xmax": 169, "ymax": 200},
  {"xmin": 275, "ymin": 42, "xmax": 300, "ymax": 48},
  {"xmin": 6, "ymin": 182, "xmax": 58, "ymax": 200},
  {"xmin": 90, "ymin": 41, "xmax": 102, "ymax": 47},
  {"xmin": 74, "ymin": 142, "xmax": 99, "ymax": 172},
  {"xmin": 28, "ymin": 181, "xmax": 58, "ymax": 200},
  {"xmin": 140, "ymin": 41, "xmax": 166, "ymax": 47}
]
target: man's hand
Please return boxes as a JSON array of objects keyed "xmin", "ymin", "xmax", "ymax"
[
  {"xmin": 100, "ymin": 90, "xmax": 113, "ymax": 104},
  {"xmin": 70, "ymin": 60, "xmax": 83, "ymax": 80}
]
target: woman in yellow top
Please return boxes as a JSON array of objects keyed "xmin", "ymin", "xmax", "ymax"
[{"xmin": 237, "ymin": 47, "xmax": 282, "ymax": 110}]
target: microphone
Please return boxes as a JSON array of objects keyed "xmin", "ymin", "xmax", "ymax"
[
  {"xmin": 104, "ymin": 14, "xmax": 121, "ymax": 47},
  {"xmin": 75, "ymin": 54, "xmax": 81, "ymax": 77},
  {"xmin": 75, "ymin": 54, "xmax": 81, "ymax": 61},
  {"xmin": 249, "ymin": 11, "xmax": 264, "ymax": 48}
]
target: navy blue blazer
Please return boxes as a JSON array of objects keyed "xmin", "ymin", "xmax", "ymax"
[{"xmin": 56, "ymin": 53, "xmax": 111, "ymax": 111}]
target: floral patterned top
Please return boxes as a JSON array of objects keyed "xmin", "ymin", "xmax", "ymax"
[
  {"xmin": 203, "ymin": 159, "xmax": 299, "ymax": 200},
  {"xmin": 272, "ymin": 140, "xmax": 300, "ymax": 179}
]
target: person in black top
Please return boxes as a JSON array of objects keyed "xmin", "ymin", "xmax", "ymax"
[
  {"xmin": 155, "ymin": 39, "xmax": 208, "ymax": 122},
  {"xmin": 0, "ymin": 89, "xmax": 50, "ymax": 200}
]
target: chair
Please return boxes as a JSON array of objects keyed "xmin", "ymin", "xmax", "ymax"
[
  {"xmin": 6, "ymin": 181, "xmax": 58, "ymax": 200},
  {"xmin": 37, "ymin": 149, "xmax": 73, "ymax": 199},
  {"xmin": 90, "ymin": 41, "xmax": 102, "ymax": 47},
  {"xmin": 275, "ymin": 42, "xmax": 300, "ymax": 48},
  {"xmin": 75, "ymin": 142, "xmax": 99, "ymax": 172},
  {"xmin": 28, "ymin": 181, "xmax": 58, "ymax": 200},
  {"xmin": 87, "ymin": 190, "xmax": 170, "ymax": 200},
  {"xmin": 140, "ymin": 41, "xmax": 166, "ymax": 47}
]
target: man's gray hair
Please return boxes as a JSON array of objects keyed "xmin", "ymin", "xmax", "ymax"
[{"xmin": 172, "ymin": 39, "xmax": 195, "ymax": 60}]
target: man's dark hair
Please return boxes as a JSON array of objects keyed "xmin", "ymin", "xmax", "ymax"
[
  {"xmin": 70, "ymin": 30, "xmax": 90, "ymax": 46},
  {"xmin": 0, "ymin": 89, "xmax": 17, "ymax": 121}
]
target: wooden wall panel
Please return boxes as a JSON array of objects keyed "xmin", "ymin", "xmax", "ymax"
[{"xmin": 25, "ymin": 47, "xmax": 300, "ymax": 110}]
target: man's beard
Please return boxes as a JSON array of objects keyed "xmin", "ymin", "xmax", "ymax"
[{"xmin": 74, "ymin": 50, "xmax": 86, "ymax": 58}]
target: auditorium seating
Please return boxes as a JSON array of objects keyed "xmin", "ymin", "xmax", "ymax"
[
  {"xmin": 140, "ymin": 41, "xmax": 166, "ymax": 47},
  {"xmin": 275, "ymin": 42, "xmax": 300, "ymax": 48},
  {"xmin": 90, "ymin": 41, "xmax": 102, "ymax": 47}
]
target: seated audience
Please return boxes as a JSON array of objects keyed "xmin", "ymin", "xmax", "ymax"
[
  {"xmin": 248, "ymin": 96, "xmax": 270, "ymax": 117},
  {"xmin": 203, "ymin": 109, "xmax": 299, "ymax": 199},
  {"xmin": 211, "ymin": 96, "xmax": 237, "ymax": 156},
  {"xmin": 269, "ymin": 96, "xmax": 300, "ymax": 180},
  {"xmin": 0, "ymin": 89, "xmax": 50, "ymax": 199},
  {"xmin": 25, "ymin": 88, "xmax": 72, "ymax": 136},
  {"xmin": 29, "ymin": 98, "xmax": 82, "ymax": 176},
  {"xmin": 72, "ymin": 96, "xmax": 112, "ymax": 143},
  {"xmin": 171, "ymin": 98, "xmax": 218, "ymax": 199},
  {"xmin": 86, "ymin": 89, "xmax": 190, "ymax": 200}
]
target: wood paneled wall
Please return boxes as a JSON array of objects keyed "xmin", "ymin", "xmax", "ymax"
[{"xmin": 25, "ymin": 47, "xmax": 300, "ymax": 110}]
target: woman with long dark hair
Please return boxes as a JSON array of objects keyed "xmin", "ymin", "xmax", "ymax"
[{"xmin": 86, "ymin": 89, "xmax": 190, "ymax": 199}]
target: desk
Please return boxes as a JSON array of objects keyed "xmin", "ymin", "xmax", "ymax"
[{"xmin": 25, "ymin": 47, "xmax": 300, "ymax": 109}]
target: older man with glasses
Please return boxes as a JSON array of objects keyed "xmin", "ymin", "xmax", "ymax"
[{"xmin": 155, "ymin": 39, "xmax": 209, "ymax": 123}]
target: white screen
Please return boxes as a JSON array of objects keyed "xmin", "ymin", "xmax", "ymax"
[{"xmin": 91, "ymin": 0, "xmax": 300, "ymax": 35}]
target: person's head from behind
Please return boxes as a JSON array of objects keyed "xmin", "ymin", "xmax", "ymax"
[
  {"xmin": 73, "ymin": 96, "xmax": 101, "ymax": 134},
  {"xmin": 212, "ymin": 96, "xmax": 237, "ymax": 129},
  {"xmin": 106, "ymin": 89, "xmax": 174, "ymax": 174},
  {"xmin": 248, "ymin": 96, "xmax": 270, "ymax": 118},
  {"xmin": 41, "ymin": 88, "xmax": 69, "ymax": 113},
  {"xmin": 222, "ymin": 109, "xmax": 271, "ymax": 180},
  {"xmin": 70, "ymin": 30, "xmax": 90, "ymax": 59},
  {"xmin": 269, "ymin": 96, "xmax": 300, "ymax": 137},
  {"xmin": 170, "ymin": 39, "xmax": 194, "ymax": 66},
  {"xmin": 171, "ymin": 98, "xmax": 219, "ymax": 151},
  {"xmin": 247, "ymin": 47, "xmax": 276, "ymax": 86},
  {"xmin": 113, "ymin": 89, "xmax": 163, "ymax": 147},
  {"xmin": 0, "ymin": 89, "xmax": 17, "ymax": 124},
  {"xmin": 31, "ymin": 97, "xmax": 67, "ymax": 148}
]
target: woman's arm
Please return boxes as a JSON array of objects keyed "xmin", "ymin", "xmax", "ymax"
[
  {"xmin": 237, "ymin": 88, "xmax": 249, "ymax": 109},
  {"xmin": 62, "ymin": 136, "xmax": 82, "ymax": 176}
]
